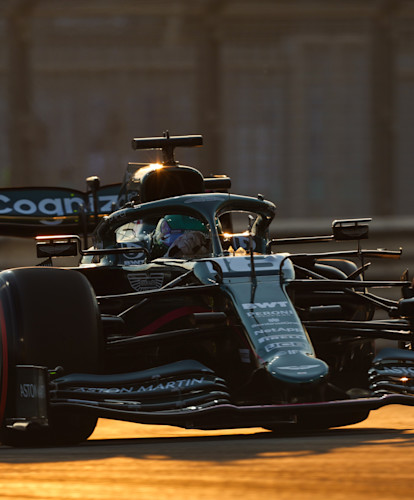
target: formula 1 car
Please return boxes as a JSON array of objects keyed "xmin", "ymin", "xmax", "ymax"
[{"xmin": 1, "ymin": 133, "xmax": 414, "ymax": 447}]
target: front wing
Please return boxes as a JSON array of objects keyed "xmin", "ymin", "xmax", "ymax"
[
  {"xmin": 7, "ymin": 364, "xmax": 414, "ymax": 432},
  {"xmin": 51, "ymin": 394, "xmax": 414, "ymax": 430}
]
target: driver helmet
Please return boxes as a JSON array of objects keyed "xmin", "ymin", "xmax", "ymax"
[{"xmin": 152, "ymin": 214, "xmax": 209, "ymax": 257}]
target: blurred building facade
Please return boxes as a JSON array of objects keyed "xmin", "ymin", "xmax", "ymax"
[{"xmin": 0, "ymin": 0, "xmax": 413, "ymax": 221}]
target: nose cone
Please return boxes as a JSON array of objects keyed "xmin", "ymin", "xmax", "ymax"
[{"xmin": 267, "ymin": 353, "xmax": 329, "ymax": 384}]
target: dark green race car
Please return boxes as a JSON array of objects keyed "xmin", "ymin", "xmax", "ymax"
[{"xmin": 0, "ymin": 133, "xmax": 413, "ymax": 447}]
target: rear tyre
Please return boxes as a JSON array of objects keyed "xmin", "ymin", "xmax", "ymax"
[
  {"xmin": 315, "ymin": 258, "xmax": 375, "ymax": 320},
  {"xmin": 0, "ymin": 267, "xmax": 101, "ymax": 447}
]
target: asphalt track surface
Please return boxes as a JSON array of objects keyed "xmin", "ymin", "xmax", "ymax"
[{"xmin": 0, "ymin": 405, "xmax": 413, "ymax": 500}]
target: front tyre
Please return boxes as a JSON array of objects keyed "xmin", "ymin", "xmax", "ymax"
[{"xmin": 0, "ymin": 267, "xmax": 101, "ymax": 447}]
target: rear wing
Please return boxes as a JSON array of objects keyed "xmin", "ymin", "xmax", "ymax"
[{"xmin": 0, "ymin": 184, "xmax": 120, "ymax": 237}]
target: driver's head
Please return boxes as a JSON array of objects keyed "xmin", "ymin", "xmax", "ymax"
[{"xmin": 153, "ymin": 214, "xmax": 209, "ymax": 257}]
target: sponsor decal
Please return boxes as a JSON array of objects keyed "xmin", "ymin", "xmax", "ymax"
[
  {"xmin": 252, "ymin": 320, "xmax": 280, "ymax": 327},
  {"xmin": 246, "ymin": 310, "xmax": 293, "ymax": 318},
  {"xmin": 376, "ymin": 367, "xmax": 414, "ymax": 377},
  {"xmin": 254, "ymin": 329, "xmax": 303, "ymax": 337},
  {"xmin": 127, "ymin": 273, "xmax": 164, "ymax": 291},
  {"xmin": 253, "ymin": 328, "xmax": 285, "ymax": 336},
  {"xmin": 20, "ymin": 383, "xmax": 45, "ymax": 399},
  {"xmin": 265, "ymin": 341, "xmax": 307, "ymax": 353},
  {"xmin": 277, "ymin": 365, "xmax": 321, "ymax": 371},
  {"xmin": 239, "ymin": 349, "xmax": 251, "ymax": 363},
  {"xmin": 269, "ymin": 327, "xmax": 301, "ymax": 333},
  {"xmin": 0, "ymin": 194, "xmax": 77, "ymax": 216},
  {"xmin": 242, "ymin": 301, "xmax": 288, "ymax": 310},
  {"xmin": 72, "ymin": 377, "xmax": 205, "ymax": 394},
  {"xmin": 0, "ymin": 193, "xmax": 117, "ymax": 216},
  {"xmin": 252, "ymin": 322, "xmax": 300, "ymax": 331},
  {"xmin": 258, "ymin": 334, "xmax": 305, "ymax": 344},
  {"xmin": 118, "ymin": 242, "xmax": 147, "ymax": 264}
]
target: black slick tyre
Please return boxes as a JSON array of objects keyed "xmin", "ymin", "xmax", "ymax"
[{"xmin": 0, "ymin": 267, "xmax": 102, "ymax": 447}]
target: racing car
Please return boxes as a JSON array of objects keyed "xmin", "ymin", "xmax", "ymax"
[{"xmin": 1, "ymin": 132, "xmax": 414, "ymax": 447}]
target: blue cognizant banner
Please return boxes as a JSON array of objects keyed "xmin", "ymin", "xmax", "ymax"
[{"xmin": 0, "ymin": 184, "xmax": 121, "ymax": 237}]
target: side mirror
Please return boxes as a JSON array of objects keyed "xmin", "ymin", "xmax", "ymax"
[
  {"xmin": 36, "ymin": 235, "xmax": 80, "ymax": 258},
  {"xmin": 332, "ymin": 218, "xmax": 371, "ymax": 241}
]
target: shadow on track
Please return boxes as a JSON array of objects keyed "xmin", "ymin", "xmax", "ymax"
[{"xmin": 1, "ymin": 425, "xmax": 414, "ymax": 464}]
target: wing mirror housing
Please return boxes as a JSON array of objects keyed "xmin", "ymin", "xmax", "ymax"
[
  {"xmin": 36, "ymin": 234, "xmax": 150, "ymax": 260},
  {"xmin": 36, "ymin": 235, "xmax": 80, "ymax": 258},
  {"xmin": 332, "ymin": 218, "xmax": 371, "ymax": 241}
]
